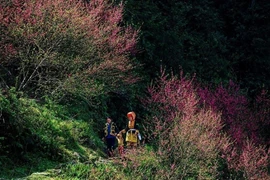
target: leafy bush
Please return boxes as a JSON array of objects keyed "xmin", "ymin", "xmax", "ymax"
[
  {"xmin": 0, "ymin": 88, "xmax": 104, "ymax": 178},
  {"xmin": 142, "ymin": 69, "xmax": 270, "ymax": 179},
  {"xmin": 59, "ymin": 162, "xmax": 125, "ymax": 180},
  {"xmin": 197, "ymin": 81, "xmax": 270, "ymax": 179},
  {"xmin": 120, "ymin": 147, "xmax": 162, "ymax": 179},
  {"xmin": 0, "ymin": 0, "xmax": 139, "ymax": 99},
  {"xmin": 141, "ymin": 70, "xmax": 229, "ymax": 179}
]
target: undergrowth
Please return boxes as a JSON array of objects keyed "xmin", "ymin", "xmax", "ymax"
[{"xmin": 0, "ymin": 88, "xmax": 104, "ymax": 179}]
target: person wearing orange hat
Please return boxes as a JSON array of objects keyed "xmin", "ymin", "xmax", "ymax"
[{"xmin": 120, "ymin": 111, "xmax": 141, "ymax": 149}]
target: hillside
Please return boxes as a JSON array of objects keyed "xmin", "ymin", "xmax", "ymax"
[{"xmin": 1, "ymin": 0, "xmax": 269, "ymax": 179}]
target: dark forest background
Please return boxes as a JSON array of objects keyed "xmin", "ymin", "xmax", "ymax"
[{"xmin": 123, "ymin": 0, "xmax": 270, "ymax": 96}]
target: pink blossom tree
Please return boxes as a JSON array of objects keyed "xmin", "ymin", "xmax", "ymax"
[
  {"xmin": 197, "ymin": 81, "xmax": 270, "ymax": 147},
  {"xmin": 0, "ymin": 0, "xmax": 139, "ymax": 98},
  {"xmin": 142, "ymin": 69, "xmax": 231, "ymax": 179},
  {"xmin": 142, "ymin": 69, "xmax": 269, "ymax": 179},
  {"xmin": 197, "ymin": 80, "xmax": 270, "ymax": 179}
]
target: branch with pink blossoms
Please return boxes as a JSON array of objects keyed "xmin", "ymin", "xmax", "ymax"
[
  {"xmin": 142, "ymin": 68, "xmax": 270, "ymax": 179},
  {"xmin": 0, "ymin": 0, "xmax": 139, "ymax": 98}
]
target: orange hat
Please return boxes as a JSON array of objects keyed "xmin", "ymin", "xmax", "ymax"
[{"xmin": 127, "ymin": 111, "xmax": 136, "ymax": 121}]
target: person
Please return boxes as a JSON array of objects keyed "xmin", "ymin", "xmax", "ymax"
[
  {"xmin": 116, "ymin": 130, "xmax": 125, "ymax": 157},
  {"xmin": 120, "ymin": 111, "xmax": 141, "ymax": 149},
  {"xmin": 104, "ymin": 117, "xmax": 117, "ymax": 157}
]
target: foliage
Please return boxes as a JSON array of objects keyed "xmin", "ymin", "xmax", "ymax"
[
  {"xmin": 0, "ymin": 88, "xmax": 104, "ymax": 178},
  {"xmin": 123, "ymin": 0, "xmax": 233, "ymax": 84},
  {"xmin": 1, "ymin": 0, "xmax": 270, "ymax": 179},
  {"xmin": 58, "ymin": 161, "xmax": 126, "ymax": 180},
  {"xmin": 197, "ymin": 81, "xmax": 249, "ymax": 146},
  {"xmin": 142, "ymin": 69, "xmax": 269, "ymax": 179},
  {"xmin": 0, "ymin": 0, "xmax": 139, "ymax": 99},
  {"xmin": 0, "ymin": 1, "xmax": 142, "ymax": 172},
  {"xmin": 233, "ymin": 140, "xmax": 269, "ymax": 179},
  {"xmin": 217, "ymin": 0, "xmax": 270, "ymax": 96},
  {"xmin": 123, "ymin": 0, "xmax": 270, "ymax": 94},
  {"xmin": 119, "ymin": 147, "xmax": 162, "ymax": 179},
  {"xmin": 197, "ymin": 82, "xmax": 270, "ymax": 179},
  {"xmin": 197, "ymin": 81, "xmax": 270, "ymax": 148},
  {"xmin": 142, "ymin": 70, "xmax": 230, "ymax": 179}
]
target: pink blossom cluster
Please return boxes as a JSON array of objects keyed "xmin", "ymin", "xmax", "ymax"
[{"xmin": 143, "ymin": 69, "xmax": 269, "ymax": 179}]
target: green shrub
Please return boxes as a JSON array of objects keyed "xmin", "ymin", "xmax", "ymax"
[{"xmin": 0, "ymin": 88, "xmax": 104, "ymax": 178}]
